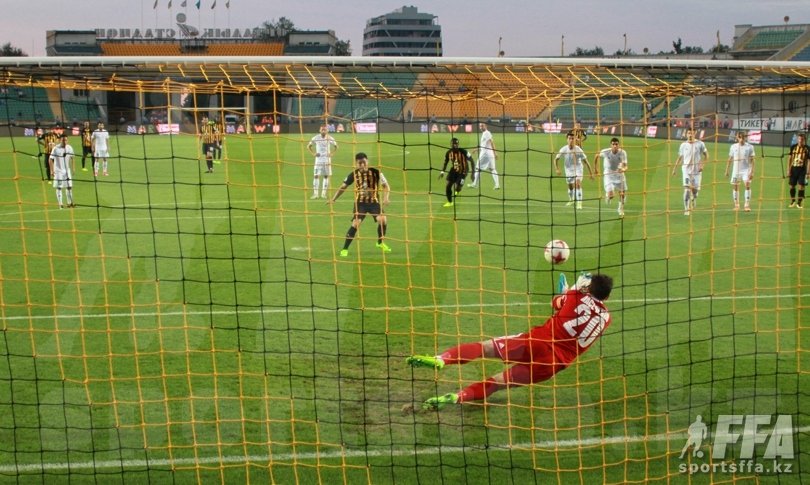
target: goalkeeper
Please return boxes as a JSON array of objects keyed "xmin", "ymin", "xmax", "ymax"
[{"xmin": 407, "ymin": 272, "xmax": 613, "ymax": 410}]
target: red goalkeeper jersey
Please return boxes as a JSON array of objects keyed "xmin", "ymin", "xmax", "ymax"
[{"xmin": 529, "ymin": 289, "xmax": 612, "ymax": 365}]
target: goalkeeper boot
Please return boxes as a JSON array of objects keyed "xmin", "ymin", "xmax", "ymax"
[
  {"xmin": 789, "ymin": 200, "xmax": 797, "ymax": 208},
  {"xmin": 376, "ymin": 242, "xmax": 392, "ymax": 253},
  {"xmin": 576, "ymin": 202, "xmax": 583, "ymax": 209},
  {"xmin": 423, "ymin": 393, "xmax": 458, "ymax": 411},
  {"xmin": 557, "ymin": 273, "xmax": 569, "ymax": 294},
  {"xmin": 340, "ymin": 249, "xmax": 349, "ymax": 257},
  {"xmin": 406, "ymin": 355, "xmax": 445, "ymax": 371},
  {"xmin": 443, "ymin": 202, "xmax": 454, "ymax": 207}
]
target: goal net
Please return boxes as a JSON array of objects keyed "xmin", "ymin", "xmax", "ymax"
[{"xmin": 0, "ymin": 57, "xmax": 808, "ymax": 484}]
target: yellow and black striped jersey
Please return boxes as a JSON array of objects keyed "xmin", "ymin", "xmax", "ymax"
[
  {"xmin": 40, "ymin": 132, "xmax": 59, "ymax": 152},
  {"xmin": 572, "ymin": 128, "xmax": 587, "ymax": 147},
  {"xmin": 343, "ymin": 168, "xmax": 387, "ymax": 204},
  {"xmin": 82, "ymin": 128, "xmax": 92, "ymax": 147},
  {"xmin": 788, "ymin": 143, "xmax": 809, "ymax": 168},
  {"xmin": 200, "ymin": 123, "xmax": 216, "ymax": 144},
  {"xmin": 443, "ymin": 148, "xmax": 473, "ymax": 175}
]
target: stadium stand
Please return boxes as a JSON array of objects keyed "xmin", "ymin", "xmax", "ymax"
[
  {"xmin": 790, "ymin": 42, "xmax": 810, "ymax": 61},
  {"xmin": 289, "ymin": 98, "xmax": 328, "ymax": 119},
  {"xmin": 551, "ymin": 98, "xmax": 646, "ymax": 122},
  {"xmin": 0, "ymin": 87, "xmax": 55, "ymax": 122},
  {"xmin": 341, "ymin": 72, "xmax": 418, "ymax": 94},
  {"xmin": 207, "ymin": 43, "xmax": 284, "ymax": 56},
  {"xmin": 61, "ymin": 99, "xmax": 100, "ymax": 122},
  {"xmin": 101, "ymin": 43, "xmax": 182, "ymax": 56},
  {"xmin": 334, "ymin": 98, "xmax": 406, "ymax": 120},
  {"xmin": 742, "ymin": 29, "xmax": 805, "ymax": 50}
]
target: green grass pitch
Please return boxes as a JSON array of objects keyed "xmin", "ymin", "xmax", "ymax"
[{"xmin": 0, "ymin": 128, "xmax": 807, "ymax": 484}]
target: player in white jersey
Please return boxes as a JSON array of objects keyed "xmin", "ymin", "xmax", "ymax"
[
  {"xmin": 91, "ymin": 122, "xmax": 110, "ymax": 177},
  {"xmin": 724, "ymin": 131, "xmax": 756, "ymax": 211},
  {"xmin": 555, "ymin": 132, "xmax": 594, "ymax": 209},
  {"xmin": 468, "ymin": 122, "xmax": 499, "ymax": 189},
  {"xmin": 49, "ymin": 135, "xmax": 75, "ymax": 209},
  {"xmin": 671, "ymin": 127, "xmax": 708, "ymax": 215},
  {"xmin": 307, "ymin": 125, "xmax": 339, "ymax": 198},
  {"xmin": 594, "ymin": 137, "xmax": 628, "ymax": 217}
]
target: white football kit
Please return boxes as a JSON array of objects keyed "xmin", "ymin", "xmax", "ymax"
[
  {"xmin": 599, "ymin": 148, "xmax": 628, "ymax": 192},
  {"xmin": 309, "ymin": 134, "xmax": 337, "ymax": 176},
  {"xmin": 92, "ymin": 129, "xmax": 110, "ymax": 158},
  {"xmin": 557, "ymin": 145, "xmax": 587, "ymax": 183},
  {"xmin": 50, "ymin": 144, "xmax": 75, "ymax": 189},
  {"xmin": 477, "ymin": 130, "xmax": 495, "ymax": 170},
  {"xmin": 728, "ymin": 142, "xmax": 755, "ymax": 184},
  {"xmin": 678, "ymin": 140, "xmax": 707, "ymax": 188}
]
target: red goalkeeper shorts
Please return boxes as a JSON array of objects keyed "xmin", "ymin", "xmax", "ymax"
[{"xmin": 491, "ymin": 334, "xmax": 567, "ymax": 385}]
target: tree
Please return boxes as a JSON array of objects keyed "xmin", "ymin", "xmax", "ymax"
[
  {"xmin": 708, "ymin": 43, "xmax": 730, "ymax": 53},
  {"xmin": 1, "ymin": 42, "xmax": 27, "ymax": 57},
  {"xmin": 335, "ymin": 39, "xmax": 351, "ymax": 56},
  {"xmin": 671, "ymin": 38, "xmax": 704, "ymax": 54},
  {"xmin": 613, "ymin": 48, "xmax": 636, "ymax": 56},
  {"xmin": 570, "ymin": 46, "xmax": 604, "ymax": 57}
]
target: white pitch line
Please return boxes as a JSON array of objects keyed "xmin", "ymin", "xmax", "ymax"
[
  {"xmin": 3, "ymin": 291, "xmax": 806, "ymax": 322},
  {"xmin": 1, "ymin": 425, "xmax": 806, "ymax": 473}
]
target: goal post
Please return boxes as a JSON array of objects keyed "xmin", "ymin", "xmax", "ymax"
[{"xmin": 0, "ymin": 56, "xmax": 808, "ymax": 484}]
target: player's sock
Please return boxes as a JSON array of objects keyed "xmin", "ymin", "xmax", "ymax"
[
  {"xmin": 103, "ymin": 161, "xmax": 108, "ymax": 172},
  {"xmin": 55, "ymin": 190, "xmax": 62, "ymax": 206},
  {"xmin": 491, "ymin": 169, "xmax": 499, "ymax": 188},
  {"xmin": 683, "ymin": 190, "xmax": 691, "ymax": 210},
  {"xmin": 576, "ymin": 189, "xmax": 583, "ymax": 201},
  {"xmin": 81, "ymin": 156, "xmax": 86, "ymax": 168},
  {"xmin": 745, "ymin": 189, "xmax": 751, "ymax": 206},
  {"xmin": 313, "ymin": 179, "xmax": 319, "ymax": 193},
  {"xmin": 446, "ymin": 185, "xmax": 453, "ymax": 203},
  {"xmin": 321, "ymin": 179, "xmax": 328, "ymax": 197},
  {"xmin": 377, "ymin": 223, "xmax": 387, "ymax": 244},
  {"xmin": 732, "ymin": 191, "xmax": 738, "ymax": 204},
  {"xmin": 621, "ymin": 195, "xmax": 626, "ymax": 205},
  {"xmin": 568, "ymin": 188, "xmax": 574, "ymax": 201},
  {"xmin": 66, "ymin": 190, "xmax": 73, "ymax": 206},
  {"xmin": 790, "ymin": 187, "xmax": 796, "ymax": 202},
  {"xmin": 457, "ymin": 378, "xmax": 500, "ymax": 402},
  {"xmin": 343, "ymin": 226, "xmax": 357, "ymax": 250},
  {"xmin": 799, "ymin": 189, "xmax": 806, "ymax": 204},
  {"xmin": 439, "ymin": 342, "xmax": 484, "ymax": 365},
  {"xmin": 94, "ymin": 161, "xmax": 99, "ymax": 173}
]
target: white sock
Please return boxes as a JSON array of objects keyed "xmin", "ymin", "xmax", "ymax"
[
  {"xmin": 313, "ymin": 179, "xmax": 319, "ymax": 192},
  {"xmin": 56, "ymin": 190, "xmax": 62, "ymax": 206},
  {"xmin": 322, "ymin": 179, "xmax": 329, "ymax": 195},
  {"xmin": 684, "ymin": 190, "xmax": 691, "ymax": 209},
  {"xmin": 94, "ymin": 161, "xmax": 99, "ymax": 172},
  {"xmin": 568, "ymin": 188, "xmax": 574, "ymax": 200},
  {"xmin": 576, "ymin": 189, "xmax": 583, "ymax": 201},
  {"xmin": 733, "ymin": 191, "xmax": 738, "ymax": 204},
  {"xmin": 103, "ymin": 161, "xmax": 108, "ymax": 172},
  {"xmin": 491, "ymin": 169, "xmax": 499, "ymax": 187},
  {"xmin": 745, "ymin": 189, "xmax": 751, "ymax": 205},
  {"xmin": 66, "ymin": 190, "xmax": 73, "ymax": 205}
]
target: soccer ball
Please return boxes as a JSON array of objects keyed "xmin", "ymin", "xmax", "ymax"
[{"xmin": 544, "ymin": 240, "xmax": 570, "ymax": 265}]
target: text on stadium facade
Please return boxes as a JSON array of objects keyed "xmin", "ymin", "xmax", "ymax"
[{"xmin": 95, "ymin": 27, "xmax": 268, "ymax": 40}]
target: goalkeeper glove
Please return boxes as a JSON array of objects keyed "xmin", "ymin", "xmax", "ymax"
[
  {"xmin": 572, "ymin": 271, "xmax": 592, "ymax": 292},
  {"xmin": 557, "ymin": 273, "xmax": 569, "ymax": 294}
]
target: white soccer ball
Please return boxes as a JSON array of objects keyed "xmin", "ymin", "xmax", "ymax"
[{"xmin": 544, "ymin": 240, "xmax": 570, "ymax": 265}]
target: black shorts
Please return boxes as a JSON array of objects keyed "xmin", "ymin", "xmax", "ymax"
[
  {"xmin": 202, "ymin": 143, "xmax": 215, "ymax": 155},
  {"xmin": 353, "ymin": 202, "xmax": 382, "ymax": 221},
  {"xmin": 83, "ymin": 146, "xmax": 93, "ymax": 156},
  {"xmin": 789, "ymin": 166, "xmax": 808, "ymax": 186},
  {"xmin": 446, "ymin": 171, "xmax": 467, "ymax": 186}
]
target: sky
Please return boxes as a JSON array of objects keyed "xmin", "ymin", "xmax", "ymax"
[{"xmin": 1, "ymin": 0, "xmax": 809, "ymax": 57}]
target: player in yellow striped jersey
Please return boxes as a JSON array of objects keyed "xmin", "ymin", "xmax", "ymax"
[
  {"xmin": 38, "ymin": 129, "xmax": 59, "ymax": 183},
  {"xmin": 327, "ymin": 152, "xmax": 391, "ymax": 256},
  {"xmin": 199, "ymin": 116, "xmax": 216, "ymax": 173},
  {"xmin": 80, "ymin": 121, "xmax": 93, "ymax": 172}
]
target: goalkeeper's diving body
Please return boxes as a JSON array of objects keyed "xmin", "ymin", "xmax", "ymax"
[{"xmin": 407, "ymin": 272, "xmax": 613, "ymax": 410}]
